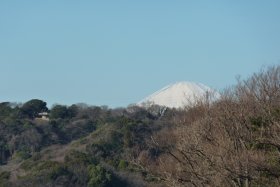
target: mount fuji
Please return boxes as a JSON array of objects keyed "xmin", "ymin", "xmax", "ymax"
[{"xmin": 138, "ymin": 81, "xmax": 220, "ymax": 109}]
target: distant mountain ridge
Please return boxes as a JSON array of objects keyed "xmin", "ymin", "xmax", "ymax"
[{"xmin": 138, "ymin": 81, "xmax": 220, "ymax": 109}]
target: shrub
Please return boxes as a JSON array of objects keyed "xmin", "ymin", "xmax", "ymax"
[
  {"xmin": 118, "ymin": 160, "xmax": 128, "ymax": 170},
  {"xmin": 87, "ymin": 164, "xmax": 112, "ymax": 187}
]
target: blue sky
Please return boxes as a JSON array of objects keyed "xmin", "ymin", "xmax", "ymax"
[{"xmin": 1, "ymin": 1, "xmax": 280, "ymax": 107}]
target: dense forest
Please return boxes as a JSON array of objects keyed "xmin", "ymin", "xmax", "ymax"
[{"xmin": 0, "ymin": 65, "xmax": 279, "ymax": 187}]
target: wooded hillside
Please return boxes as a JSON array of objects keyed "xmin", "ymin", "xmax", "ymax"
[{"xmin": 0, "ymin": 65, "xmax": 279, "ymax": 187}]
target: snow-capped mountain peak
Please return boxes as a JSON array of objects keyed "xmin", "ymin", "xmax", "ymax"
[{"xmin": 138, "ymin": 81, "xmax": 219, "ymax": 109}]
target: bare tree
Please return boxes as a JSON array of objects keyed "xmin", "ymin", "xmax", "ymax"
[{"xmin": 136, "ymin": 65, "xmax": 280, "ymax": 187}]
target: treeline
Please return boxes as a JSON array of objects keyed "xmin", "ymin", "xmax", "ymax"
[
  {"xmin": 0, "ymin": 97, "xmax": 168, "ymax": 186},
  {"xmin": 0, "ymin": 65, "xmax": 279, "ymax": 187},
  {"xmin": 0, "ymin": 100, "xmax": 99, "ymax": 164}
]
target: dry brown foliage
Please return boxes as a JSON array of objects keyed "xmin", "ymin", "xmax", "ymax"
[{"xmin": 136, "ymin": 65, "xmax": 280, "ymax": 187}]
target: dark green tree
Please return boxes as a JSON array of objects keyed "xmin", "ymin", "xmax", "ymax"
[
  {"xmin": 50, "ymin": 104, "xmax": 78, "ymax": 119},
  {"xmin": 0, "ymin": 102, "xmax": 12, "ymax": 119},
  {"xmin": 20, "ymin": 99, "xmax": 48, "ymax": 119},
  {"xmin": 88, "ymin": 165, "xmax": 112, "ymax": 187},
  {"xmin": 68, "ymin": 104, "xmax": 78, "ymax": 118},
  {"xmin": 50, "ymin": 105, "xmax": 69, "ymax": 119}
]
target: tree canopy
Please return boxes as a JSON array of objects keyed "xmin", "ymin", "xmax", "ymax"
[{"xmin": 20, "ymin": 99, "xmax": 48, "ymax": 119}]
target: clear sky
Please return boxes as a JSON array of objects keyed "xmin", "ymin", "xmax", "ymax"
[{"xmin": 1, "ymin": 1, "xmax": 280, "ymax": 108}]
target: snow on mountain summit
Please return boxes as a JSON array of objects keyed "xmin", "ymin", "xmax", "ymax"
[{"xmin": 138, "ymin": 81, "xmax": 220, "ymax": 109}]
